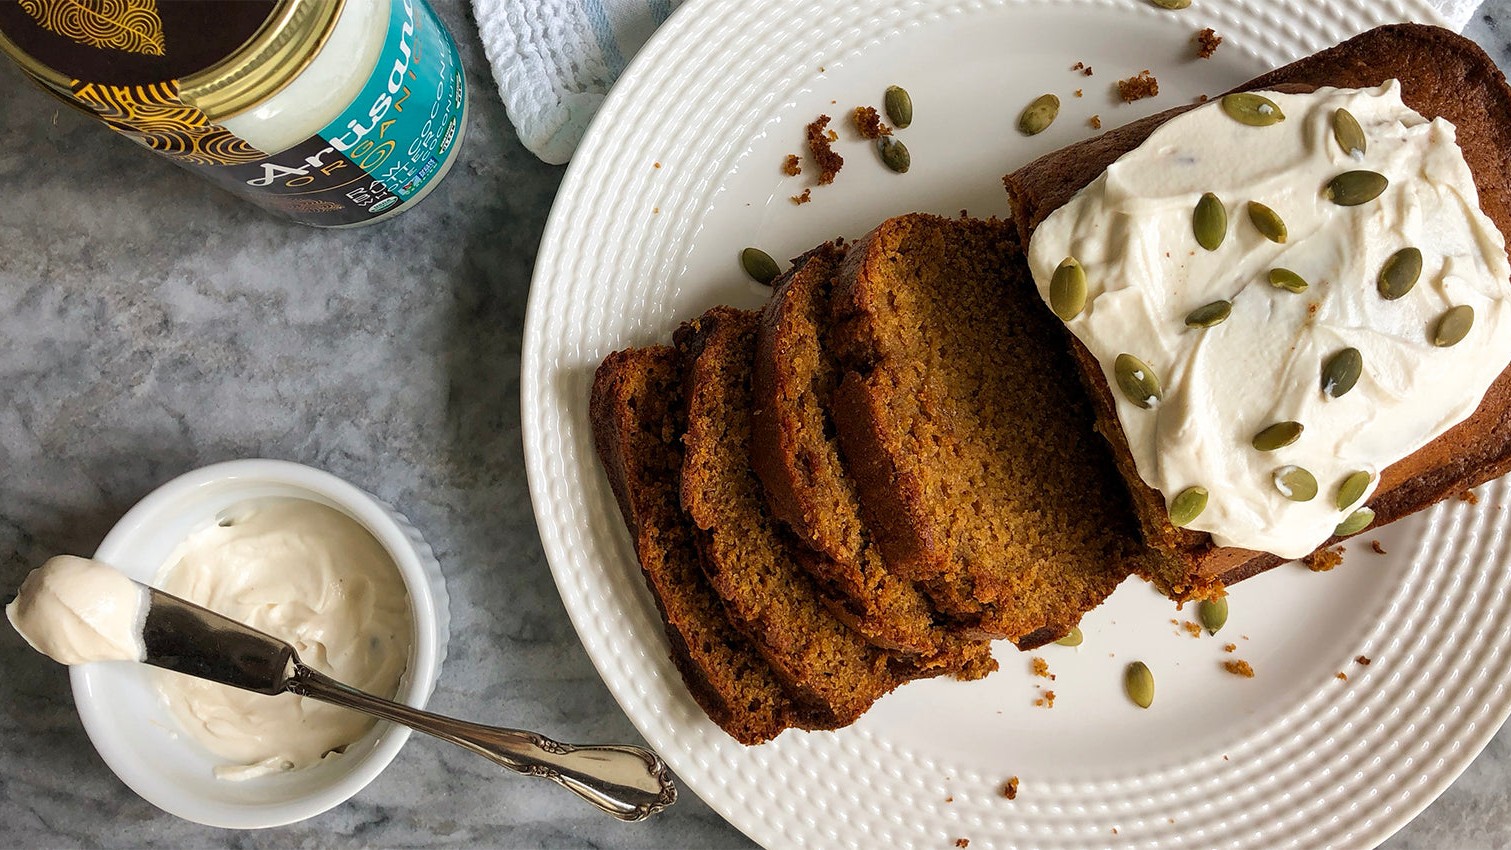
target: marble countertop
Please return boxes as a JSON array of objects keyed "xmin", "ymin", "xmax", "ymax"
[{"xmin": 2, "ymin": 2, "xmax": 1509, "ymax": 848}]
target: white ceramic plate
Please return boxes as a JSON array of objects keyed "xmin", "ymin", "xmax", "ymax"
[{"xmin": 520, "ymin": 2, "xmax": 1511, "ymax": 847}]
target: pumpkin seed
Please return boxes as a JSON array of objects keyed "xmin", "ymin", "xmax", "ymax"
[
  {"xmin": 877, "ymin": 136, "xmax": 910, "ymax": 173},
  {"xmin": 1332, "ymin": 107, "xmax": 1366, "ymax": 158},
  {"xmin": 1194, "ymin": 193, "xmax": 1227, "ymax": 251},
  {"xmin": 1050, "ymin": 257, "xmax": 1087, "ymax": 321},
  {"xmin": 1125, "ymin": 661, "xmax": 1155, "ymax": 708},
  {"xmin": 1268, "ymin": 268, "xmax": 1309, "ymax": 293},
  {"xmin": 1149, "ymin": 0, "xmax": 1191, "ymax": 7},
  {"xmin": 1114, "ymin": 353, "xmax": 1163, "ymax": 409},
  {"xmin": 1185, "ymin": 300, "xmax": 1231, "ymax": 328},
  {"xmin": 1434, "ymin": 304, "xmax": 1474, "ymax": 347},
  {"xmin": 1221, "ymin": 92, "xmax": 1285, "ymax": 126},
  {"xmin": 1325, "ymin": 170, "xmax": 1388, "ymax": 206},
  {"xmin": 884, "ymin": 85, "xmax": 913, "ymax": 129},
  {"xmin": 1055, "ymin": 627, "xmax": 1083, "ymax": 647},
  {"xmin": 1323, "ymin": 345, "xmax": 1371, "ymax": 398},
  {"xmin": 1335, "ymin": 507, "xmax": 1375, "ymax": 537},
  {"xmin": 1336, "ymin": 470, "xmax": 1371, "ymax": 510},
  {"xmin": 1198, "ymin": 597, "xmax": 1228, "ymax": 636},
  {"xmin": 1247, "ymin": 201, "xmax": 1288, "ymax": 243},
  {"xmin": 1274, "ymin": 465, "xmax": 1318, "ymax": 502},
  {"xmin": 1377, "ymin": 247, "xmax": 1422, "ymax": 300},
  {"xmin": 1321, "ymin": 347, "xmax": 1363, "ymax": 398},
  {"xmin": 740, "ymin": 247, "xmax": 780, "ymax": 284},
  {"xmin": 1252, "ymin": 420, "xmax": 1303, "ymax": 451},
  {"xmin": 1169, "ymin": 486, "xmax": 1209, "ymax": 528},
  {"xmin": 1018, "ymin": 93, "xmax": 1060, "ymax": 136}
]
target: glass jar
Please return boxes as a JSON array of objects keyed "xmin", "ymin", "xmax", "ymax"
[{"xmin": 0, "ymin": 0, "xmax": 467, "ymax": 227}]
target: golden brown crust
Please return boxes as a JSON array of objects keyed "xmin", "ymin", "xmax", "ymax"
[
  {"xmin": 589, "ymin": 347, "xmax": 804, "ymax": 744},
  {"xmin": 1004, "ymin": 24, "xmax": 1511, "ymax": 596}
]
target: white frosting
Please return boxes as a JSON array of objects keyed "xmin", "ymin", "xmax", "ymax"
[
  {"xmin": 153, "ymin": 498, "xmax": 412, "ymax": 781},
  {"xmin": 6, "ymin": 556, "xmax": 147, "ymax": 665},
  {"xmin": 1028, "ymin": 82, "xmax": 1511, "ymax": 559}
]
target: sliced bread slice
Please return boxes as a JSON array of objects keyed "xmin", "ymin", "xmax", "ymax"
[
  {"xmin": 826, "ymin": 214, "xmax": 1169, "ymax": 647},
  {"xmin": 590, "ymin": 346, "xmax": 812, "ymax": 744}
]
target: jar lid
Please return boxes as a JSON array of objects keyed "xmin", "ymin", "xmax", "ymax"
[{"xmin": 0, "ymin": 0, "xmax": 343, "ymax": 121}]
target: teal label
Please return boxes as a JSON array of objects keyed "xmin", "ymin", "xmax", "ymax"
[{"xmin": 221, "ymin": 0, "xmax": 466, "ymax": 225}]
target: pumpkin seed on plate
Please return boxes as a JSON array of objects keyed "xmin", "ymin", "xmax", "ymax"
[
  {"xmin": 1050, "ymin": 257, "xmax": 1087, "ymax": 321},
  {"xmin": 1321, "ymin": 347, "xmax": 1363, "ymax": 398},
  {"xmin": 1125, "ymin": 661, "xmax": 1155, "ymax": 709},
  {"xmin": 884, "ymin": 85, "xmax": 913, "ymax": 129},
  {"xmin": 1335, "ymin": 507, "xmax": 1375, "ymax": 536},
  {"xmin": 1185, "ymin": 299, "xmax": 1231, "ymax": 328},
  {"xmin": 1055, "ymin": 627, "xmax": 1083, "ymax": 647},
  {"xmin": 1434, "ymin": 304, "xmax": 1474, "ymax": 347},
  {"xmin": 1377, "ymin": 247, "xmax": 1422, "ymax": 300},
  {"xmin": 1325, "ymin": 170, "xmax": 1388, "ymax": 206},
  {"xmin": 1335, "ymin": 470, "xmax": 1371, "ymax": 510},
  {"xmin": 1273, "ymin": 465, "xmax": 1318, "ymax": 502},
  {"xmin": 1149, "ymin": 0, "xmax": 1191, "ymax": 7},
  {"xmin": 740, "ymin": 247, "xmax": 781, "ymax": 284},
  {"xmin": 1247, "ymin": 201, "xmax": 1287, "ymax": 243},
  {"xmin": 1268, "ymin": 268, "xmax": 1308, "ymax": 293},
  {"xmin": 877, "ymin": 136, "xmax": 910, "ymax": 173},
  {"xmin": 1169, "ymin": 486, "xmax": 1209, "ymax": 527},
  {"xmin": 1252, "ymin": 420, "xmax": 1303, "ymax": 451},
  {"xmin": 1198, "ymin": 597, "xmax": 1228, "ymax": 636},
  {"xmin": 1018, "ymin": 93, "xmax": 1060, "ymax": 136},
  {"xmin": 1221, "ymin": 93, "xmax": 1285, "ymax": 126},
  {"xmin": 1114, "ymin": 353, "xmax": 1163, "ymax": 409},
  {"xmin": 1332, "ymin": 107, "xmax": 1366, "ymax": 157},
  {"xmin": 1194, "ymin": 193, "xmax": 1227, "ymax": 251}
]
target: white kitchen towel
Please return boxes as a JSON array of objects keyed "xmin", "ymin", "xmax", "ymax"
[{"xmin": 471, "ymin": 0, "xmax": 1483, "ymax": 165}]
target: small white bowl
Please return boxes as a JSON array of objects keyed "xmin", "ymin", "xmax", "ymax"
[{"xmin": 70, "ymin": 459, "xmax": 450, "ymax": 829}]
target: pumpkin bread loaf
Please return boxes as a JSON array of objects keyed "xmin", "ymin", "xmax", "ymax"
[
  {"xmin": 825, "ymin": 214, "xmax": 1171, "ymax": 647},
  {"xmin": 1004, "ymin": 23, "xmax": 1511, "ymax": 600},
  {"xmin": 589, "ymin": 347, "xmax": 813, "ymax": 744},
  {"xmin": 750, "ymin": 241, "xmax": 995, "ymax": 665}
]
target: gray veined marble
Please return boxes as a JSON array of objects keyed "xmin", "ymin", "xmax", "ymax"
[{"xmin": 1, "ymin": 1, "xmax": 1509, "ymax": 848}]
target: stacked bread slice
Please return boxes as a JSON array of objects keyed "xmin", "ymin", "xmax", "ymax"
[{"xmin": 592, "ymin": 213, "xmax": 1164, "ymax": 743}]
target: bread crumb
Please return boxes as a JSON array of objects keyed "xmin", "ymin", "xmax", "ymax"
[
  {"xmin": 1303, "ymin": 545, "xmax": 1346, "ymax": 572},
  {"xmin": 1356, "ymin": 655, "xmax": 1372, "ymax": 666},
  {"xmin": 1459, "ymin": 490, "xmax": 1480, "ymax": 504},
  {"xmin": 1336, "ymin": 672, "xmax": 1348, "ymax": 680},
  {"xmin": 1033, "ymin": 690, "xmax": 1056, "ymax": 708},
  {"xmin": 1220, "ymin": 658, "xmax": 1257, "ymax": 679},
  {"xmin": 852, "ymin": 105, "xmax": 891, "ymax": 139},
  {"xmin": 1074, "ymin": 88, "xmax": 1083, "ymax": 98},
  {"xmin": 1117, "ymin": 70, "xmax": 1159, "ymax": 102},
  {"xmin": 1181, "ymin": 621, "xmax": 1202, "ymax": 638},
  {"xmin": 1089, "ymin": 114, "xmax": 1102, "ymax": 129},
  {"xmin": 781, "ymin": 154, "xmax": 802, "ymax": 176},
  {"xmin": 1001, "ymin": 777, "xmax": 1019, "ymax": 800},
  {"xmin": 1195, "ymin": 28, "xmax": 1223, "ymax": 59},
  {"xmin": 1371, "ymin": 540, "xmax": 1387, "ymax": 555},
  {"xmin": 1223, "ymin": 642, "xmax": 1237, "ymax": 653},
  {"xmin": 790, "ymin": 188, "xmax": 812, "ymax": 205},
  {"xmin": 1222, "ymin": 660, "xmax": 1255, "ymax": 678},
  {"xmin": 1030, "ymin": 657, "xmax": 1055, "ymax": 679},
  {"xmin": 653, "ymin": 161, "xmax": 662, "ymax": 169},
  {"xmin": 806, "ymin": 115, "xmax": 844, "ymax": 184},
  {"xmin": 956, "ymin": 840, "xmax": 970, "ymax": 848}
]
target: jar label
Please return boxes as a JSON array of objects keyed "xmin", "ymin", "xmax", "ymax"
[{"xmin": 213, "ymin": 0, "xmax": 467, "ymax": 225}]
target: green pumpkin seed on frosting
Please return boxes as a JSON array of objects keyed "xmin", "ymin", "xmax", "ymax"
[
  {"xmin": 1252, "ymin": 421, "xmax": 1303, "ymax": 452},
  {"xmin": 1434, "ymin": 304, "xmax": 1474, "ymax": 347},
  {"xmin": 1050, "ymin": 257, "xmax": 1087, "ymax": 321},
  {"xmin": 1184, "ymin": 300, "xmax": 1231, "ymax": 328},
  {"xmin": 1114, "ymin": 353, "xmax": 1163, "ymax": 409},
  {"xmin": 1247, "ymin": 201, "xmax": 1288, "ymax": 243},
  {"xmin": 1273, "ymin": 466, "xmax": 1318, "ymax": 502},
  {"xmin": 1335, "ymin": 507, "xmax": 1375, "ymax": 536},
  {"xmin": 1268, "ymin": 268, "xmax": 1309, "ymax": 293},
  {"xmin": 1321, "ymin": 348, "xmax": 1363, "ymax": 398},
  {"xmin": 1221, "ymin": 93, "xmax": 1285, "ymax": 126},
  {"xmin": 1378, "ymin": 247, "xmax": 1422, "ymax": 300},
  {"xmin": 1193, "ymin": 193, "xmax": 1227, "ymax": 251},
  {"xmin": 1325, "ymin": 170, "xmax": 1388, "ymax": 206},
  {"xmin": 1332, "ymin": 107, "xmax": 1367, "ymax": 158},
  {"xmin": 1168, "ymin": 486, "xmax": 1209, "ymax": 527},
  {"xmin": 1335, "ymin": 470, "xmax": 1371, "ymax": 510}
]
